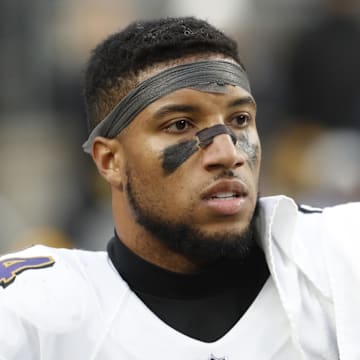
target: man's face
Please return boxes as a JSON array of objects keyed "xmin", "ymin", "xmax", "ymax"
[{"xmin": 117, "ymin": 84, "xmax": 261, "ymax": 261}]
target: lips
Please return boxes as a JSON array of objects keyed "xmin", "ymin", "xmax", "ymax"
[{"xmin": 201, "ymin": 180, "xmax": 248, "ymax": 215}]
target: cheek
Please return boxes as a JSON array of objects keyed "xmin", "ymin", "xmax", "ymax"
[
  {"xmin": 124, "ymin": 139, "xmax": 182, "ymax": 193},
  {"xmin": 126, "ymin": 158, "xmax": 195, "ymax": 221},
  {"xmin": 162, "ymin": 139, "xmax": 198, "ymax": 174},
  {"xmin": 121, "ymin": 136, "xmax": 198, "ymax": 216},
  {"xmin": 122, "ymin": 140, "xmax": 161, "ymax": 185},
  {"xmin": 236, "ymin": 131, "xmax": 261, "ymax": 170}
]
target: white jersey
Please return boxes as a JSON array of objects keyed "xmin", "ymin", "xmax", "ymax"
[{"xmin": 0, "ymin": 195, "xmax": 359, "ymax": 359}]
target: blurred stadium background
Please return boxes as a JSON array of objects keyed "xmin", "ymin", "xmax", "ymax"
[{"xmin": 0, "ymin": 0, "xmax": 359, "ymax": 252}]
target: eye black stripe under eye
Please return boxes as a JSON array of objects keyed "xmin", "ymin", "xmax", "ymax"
[
  {"xmin": 162, "ymin": 139, "xmax": 198, "ymax": 174},
  {"xmin": 162, "ymin": 124, "xmax": 240, "ymax": 174}
]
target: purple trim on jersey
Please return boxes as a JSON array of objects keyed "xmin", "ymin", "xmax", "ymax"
[{"xmin": 0, "ymin": 256, "xmax": 55, "ymax": 288}]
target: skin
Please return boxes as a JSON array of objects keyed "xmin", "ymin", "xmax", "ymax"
[
  {"xmin": 236, "ymin": 132, "xmax": 259, "ymax": 169},
  {"xmin": 162, "ymin": 138, "xmax": 198, "ymax": 174},
  {"xmin": 162, "ymin": 124, "xmax": 257, "ymax": 174},
  {"xmin": 91, "ymin": 59, "xmax": 261, "ymax": 273}
]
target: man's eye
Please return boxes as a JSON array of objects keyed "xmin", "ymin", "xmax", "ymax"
[
  {"xmin": 231, "ymin": 113, "xmax": 250, "ymax": 128},
  {"xmin": 165, "ymin": 119, "xmax": 193, "ymax": 133}
]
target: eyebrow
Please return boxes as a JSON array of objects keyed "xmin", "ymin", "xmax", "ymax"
[
  {"xmin": 153, "ymin": 96, "xmax": 257, "ymax": 120},
  {"xmin": 153, "ymin": 104, "xmax": 199, "ymax": 120},
  {"xmin": 227, "ymin": 96, "xmax": 256, "ymax": 109}
]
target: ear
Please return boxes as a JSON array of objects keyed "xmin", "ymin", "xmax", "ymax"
[{"xmin": 91, "ymin": 136, "xmax": 124, "ymax": 188}]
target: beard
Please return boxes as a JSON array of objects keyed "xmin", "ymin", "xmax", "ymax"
[{"xmin": 125, "ymin": 170, "xmax": 259, "ymax": 264}]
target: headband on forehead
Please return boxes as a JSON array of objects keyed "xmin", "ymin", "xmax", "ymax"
[{"xmin": 82, "ymin": 60, "xmax": 251, "ymax": 153}]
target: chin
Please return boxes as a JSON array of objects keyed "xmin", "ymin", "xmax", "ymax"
[
  {"xmin": 199, "ymin": 210, "xmax": 254, "ymax": 231},
  {"xmin": 197, "ymin": 222, "xmax": 248, "ymax": 237}
]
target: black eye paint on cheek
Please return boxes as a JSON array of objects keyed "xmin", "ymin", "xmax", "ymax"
[
  {"xmin": 236, "ymin": 133, "xmax": 259, "ymax": 168},
  {"xmin": 161, "ymin": 125, "xmax": 258, "ymax": 174},
  {"xmin": 162, "ymin": 139, "xmax": 198, "ymax": 174}
]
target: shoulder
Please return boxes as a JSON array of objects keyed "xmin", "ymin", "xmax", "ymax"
[
  {"xmin": 0, "ymin": 245, "xmax": 109, "ymax": 290},
  {"xmin": 322, "ymin": 201, "xmax": 359, "ymax": 228},
  {"xmin": 259, "ymin": 196, "xmax": 359, "ymax": 290},
  {"xmin": 259, "ymin": 195, "xmax": 359, "ymax": 236},
  {"xmin": 258, "ymin": 195, "xmax": 328, "ymax": 265},
  {"xmin": 0, "ymin": 245, "xmax": 120, "ymax": 332},
  {"xmin": 319, "ymin": 202, "xmax": 360, "ymax": 265},
  {"xmin": 259, "ymin": 197, "xmax": 360, "ymax": 354},
  {"xmin": 295, "ymin": 201, "xmax": 359, "ymax": 241}
]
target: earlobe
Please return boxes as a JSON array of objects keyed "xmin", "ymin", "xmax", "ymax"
[{"xmin": 91, "ymin": 136, "xmax": 124, "ymax": 188}]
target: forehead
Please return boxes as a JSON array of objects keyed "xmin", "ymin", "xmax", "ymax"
[{"xmin": 135, "ymin": 85, "xmax": 256, "ymax": 121}]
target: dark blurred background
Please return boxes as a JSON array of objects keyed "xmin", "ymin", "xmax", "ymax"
[{"xmin": 1, "ymin": 0, "xmax": 359, "ymax": 252}]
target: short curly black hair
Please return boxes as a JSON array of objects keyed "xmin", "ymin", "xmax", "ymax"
[{"xmin": 83, "ymin": 17, "xmax": 242, "ymax": 131}]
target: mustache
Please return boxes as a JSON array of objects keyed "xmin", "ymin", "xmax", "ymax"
[{"xmin": 214, "ymin": 169, "xmax": 240, "ymax": 180}]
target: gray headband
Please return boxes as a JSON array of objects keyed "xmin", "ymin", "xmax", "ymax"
[{"xmin": 82, "ymin": 60, "xmax": 251, "ymax": 153}]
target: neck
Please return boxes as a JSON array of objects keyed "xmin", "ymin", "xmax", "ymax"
[{"xmin": 116, "ymin": 226, "xmax": 204, "ymax": 273}]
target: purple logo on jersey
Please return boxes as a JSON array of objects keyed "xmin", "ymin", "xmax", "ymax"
[{"xmin": 0, "ymin": 256, "xmax": 55, "ymax": 288}]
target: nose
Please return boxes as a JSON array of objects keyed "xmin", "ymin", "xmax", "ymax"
[{"xmin": 201, "ymin": 132, "xmax": 245, "ymax": 171}]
